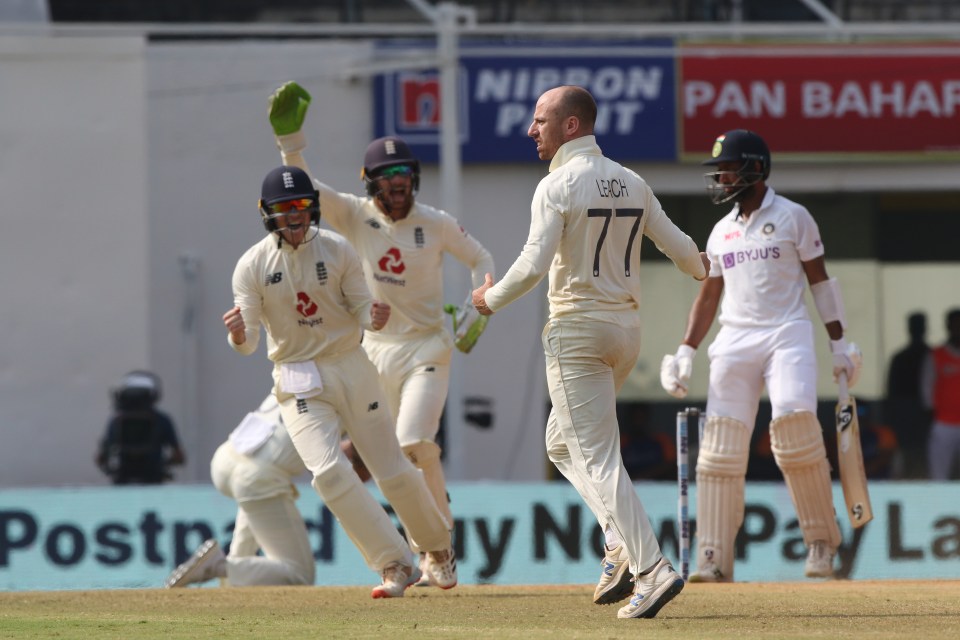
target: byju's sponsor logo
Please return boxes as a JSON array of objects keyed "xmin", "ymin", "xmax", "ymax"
[{"xmin": 722, "ymin": 247, "xmax": 781, "ymax": 269}]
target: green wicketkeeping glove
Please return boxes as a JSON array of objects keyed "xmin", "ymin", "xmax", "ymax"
[
  {"xmin": 268, "ymin": 81, "xmax": 312, "ymax": 137},
  {"xmin": 444, "ymin": 293, "xmax": 489, "ymax": 354}
]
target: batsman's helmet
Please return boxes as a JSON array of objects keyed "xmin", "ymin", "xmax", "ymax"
[
  {"xmin": 258, "ymin": 165, "xmax": 320, "ymax": 233},
  {"xmin": 361, "ymin": 136, "xmax": 420, "ymax": 196},
  {"xmin": 702, "ymin": 129, "xmax": 771, "ymax": 204}
]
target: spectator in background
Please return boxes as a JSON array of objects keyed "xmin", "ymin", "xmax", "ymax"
[
  {"xmin": 922, "ymin": 308, "xmax": 960, "ymax": 480},
  {"xmin": 95, "ymin": 370, "xmax": 185, "ymax": 484},
  {"xmin": 855, "ymin": 402, "xmax": 899, "ymax": 480},
  {"xmin": 618, "ymin": 403, "xmax": 676, "ymax": 481},
  {"xmin": 885, "ymin": 311, "xmax": 932, "ymax": 478}
]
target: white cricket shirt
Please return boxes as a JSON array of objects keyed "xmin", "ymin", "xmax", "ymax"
[
  {"xmin": 230, "ymin": 229, "xmax": 375, "ymax": 363},
  {"xmin": 314, "ymin": 185, "xmax": 494, "ymax": 337},
  {"xmin": 706, "ymin": 187, "xmax": 825, "ymax": 328},
  {"xmin": 485, "ymin": 136, "xmax": 705, "ymax": 317}
]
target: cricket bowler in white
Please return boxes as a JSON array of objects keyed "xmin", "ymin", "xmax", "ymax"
[
  {"xmin": 166, "ymin": 394, "xmax": 315, "ymax": 588},
  {"xmin": 659, "ymin": 129, "xmax": 863, "ymax": 582},
  {"xmin": 267, "ymin": 83, "xmax": 494, "ymax": 579},
  {"xmin": 222, "ymin": 165, "xmax": 457, "ymax": 598},
  {"xmin": 472, "ymin": 86, "xmax": 709, "ymax": 620}
]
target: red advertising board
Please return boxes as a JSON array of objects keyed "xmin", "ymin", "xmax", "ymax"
[{"xmin": 681, "ymin": 45, "xmax": 960, "ymax": 158}]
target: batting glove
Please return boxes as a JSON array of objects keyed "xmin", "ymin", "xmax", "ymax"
[
  {"xmin": 445, "ymin": 294, "xmax": 489, "ymax": 354},
  {"xmin": 660, "ymin": 344, "xmax": 696, "ymax": 399},
  {"xmin": 830, "ymin": 338, "xmax": 863, "ymax": 389},
  {"xmin": 268, "ymin": 81, "xmax": 311, "ymax": 137}
]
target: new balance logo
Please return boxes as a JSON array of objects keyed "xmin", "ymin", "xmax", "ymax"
[
  {"xmin": 296, "ymin": 399, "xmax": 308, "ymax": 415},
  {"xmin": 368, "ymin": 401, "xmax": 379, "ymax": 412},
  {"xmin": 265, "ymin": 272, "xmax": 283, "ymax": 285},
  {"xmin": 365, "ymin": 218, "xmax": 381, "ymax": 229}
]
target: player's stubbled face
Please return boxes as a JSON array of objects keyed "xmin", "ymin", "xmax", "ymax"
[{"xmin": 715, "ymin": 161, "xmax": 745, "ymax": 195}]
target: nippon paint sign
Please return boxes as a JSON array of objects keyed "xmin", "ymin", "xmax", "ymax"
[{"xmin": 373, "ymin": 41, "xmax": 678, "ymax": 163}]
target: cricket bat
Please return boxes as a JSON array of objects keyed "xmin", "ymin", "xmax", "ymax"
[{"xmin": 835, "ymin": 372, "xmax": 874, "ymax": 528}]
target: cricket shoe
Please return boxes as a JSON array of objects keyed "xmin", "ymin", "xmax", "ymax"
[
  {"xmin": 164, "ymin": 539, "xmax": 226, "ymax": 588},
  {"xmin": 371, "ymin": 560, "xmax": 421, "ymax": 599},
  {"xmin": 617, "ymin": 557, "xmax": 684, "ymax": 619},
  {"xmin": 804, "ymin": 540, "xmax": 836, "ymax": 578},
  {"xmin": 422, "ymin": 548, "xmax": 458, "ymax": 589},
  {"xmin": 593, "ymin": 543, "xmax": 633, "ymax": 605},
  {"xmin": 413, "ymin": 552, "xmax": 431, "ymax": 587}
]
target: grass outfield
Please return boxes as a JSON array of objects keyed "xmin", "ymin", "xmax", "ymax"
[{"xmin": 1, "ymin": 581, "xmax": 959, "ymax": 639}]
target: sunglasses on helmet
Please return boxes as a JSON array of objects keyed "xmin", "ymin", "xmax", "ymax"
[
  {"xmin": 267, "ymin": 198, "xmax": 316, "ymax": 214},
  {"xmin": 376, "ymin": 165, "xmax": 415, "ymax": 179}
]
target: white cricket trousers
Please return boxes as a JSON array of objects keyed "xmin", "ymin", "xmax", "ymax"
[
  {"xmin": 362, "ymin": 329, "xmax": 452, "ymax": 446},
  {"xmin": 225, "ymin": 497, "xmax": 316, "ymax": 586},
  {"xmin": 542, "ymin": 312, "xmax": 663, "ymax": 575},
  {"xmin": 210, "ymin": 442, "xmax": 315, "ymax": 586}
]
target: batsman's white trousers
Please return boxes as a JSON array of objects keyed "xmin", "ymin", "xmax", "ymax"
[
  {"xmin": 362, "ymin": 329, "xmax": 452, "ymax": 446},
  {"xmin": 542, "ymin": 311, "xmax": 663, "ymax": 576},
  {"xmin": 210, "ymin": 442, "xmax": 314, "ymax": 586},
  {"xmin": 706, "ymin": 320, "xmax": 818, "ymax": 430}
]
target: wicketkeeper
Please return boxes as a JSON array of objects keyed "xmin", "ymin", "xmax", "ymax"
[
  {"xmin": 267, "ymin": 82, "xmax": 495, "ymax": 581},
  {"xmin": 660, "ymin": 129, "xmax": 862, "ymax": 582}
]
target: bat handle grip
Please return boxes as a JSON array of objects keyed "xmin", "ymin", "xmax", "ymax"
[{"xmin": 837, "ymin": 371, "xmax": 850, "ymax": 404}]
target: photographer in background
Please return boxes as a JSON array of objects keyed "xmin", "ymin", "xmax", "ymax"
[{"xmin": 95, "ymin": 370, "xmax": 185, "ymax": 484}]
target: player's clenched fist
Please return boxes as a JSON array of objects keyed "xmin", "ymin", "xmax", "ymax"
[
  {"xmin": 370, "ymin": 301, "xmax": 390, "ymax": 330},
  {"xmin": 223, "ymin": 306, "xmax": 246, "ymax": 345}
]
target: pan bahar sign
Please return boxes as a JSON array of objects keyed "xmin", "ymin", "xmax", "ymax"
[
  {"xmin": 374, "ymin": 41, "xmax": 678, "ymax": 163},
  {"xmin": 680, "ymin": 44, "xmax": 960, "ymax": 158}
]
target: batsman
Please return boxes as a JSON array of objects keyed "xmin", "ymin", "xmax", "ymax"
[
  {"xmin": 660, "ymin": 129, "xmax": 863, "ymax": 582},
  {"xmin": 266, "ymin": 81, "xmax": 495, "ymax": 579}
]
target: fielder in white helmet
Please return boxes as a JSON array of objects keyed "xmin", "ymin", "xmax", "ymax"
[
  {"xmin": 659, "ymin": 129, "xmax": 863, "ymax": 582},
  {"xmin": 267, "ymin": 81, "xmax": 494, "ymax": 584}
]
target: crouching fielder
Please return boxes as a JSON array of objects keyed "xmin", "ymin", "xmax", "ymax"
[
  {"xmin": 660, "ymin": 129, "xmax": 862, "ymax": 582},
  {"xmin": 166, "ymin": 394, "xmax": 315, "ymax": 588}
]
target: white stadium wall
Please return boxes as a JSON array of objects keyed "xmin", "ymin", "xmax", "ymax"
[{"xmin": 0, "ymin": 33, "xmax": 958, "ymax": 487}]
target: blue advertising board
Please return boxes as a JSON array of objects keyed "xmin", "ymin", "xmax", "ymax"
[
  {"xmin": 373, "ymin": 41, "xmax": 678, "ymax": 163},
  {"xmin": 1, "ymin": 482, "xmax": 957, "ymax": 591}
]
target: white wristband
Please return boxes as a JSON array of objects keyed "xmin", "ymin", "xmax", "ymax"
[
  {"xmin": 677, "ymin": 344, "xmax": 696, "ymax": 359},
  {"xmin": 811, "ymin": 277, "xmax": 846, "ymax": 329},
  {"xmin": 276, "ymin": 130, "xmax": 307, "ymax": 154}
]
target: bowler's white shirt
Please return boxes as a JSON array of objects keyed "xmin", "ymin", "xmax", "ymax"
[{"xmin": 486, "ymin": 135, "xmax": 704, "ymax": 317}]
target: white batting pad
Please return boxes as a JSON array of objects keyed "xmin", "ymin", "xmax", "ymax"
[
  {"xmin": 696, "ymin": 416, "xmax": 751, "ymax": 581},
  {"xmin": 769, "ymin": 411, "xmax": 841, "ymax": 548}
]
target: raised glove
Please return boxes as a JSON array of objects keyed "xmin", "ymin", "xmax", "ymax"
[
  {"xmin": 445, "ymin": 292, "xmax": 489, "ymax": 354},
  {"xmin": 268, "ymin": 81, "xmax": 312, "ymax": 137},
  {"xmin": 831, "ymin": 338, "xmax": 862, "ymax": 389},
  {"xmin": 660, "ymin": 344, "xmax": 696, "ymax": 399}
]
